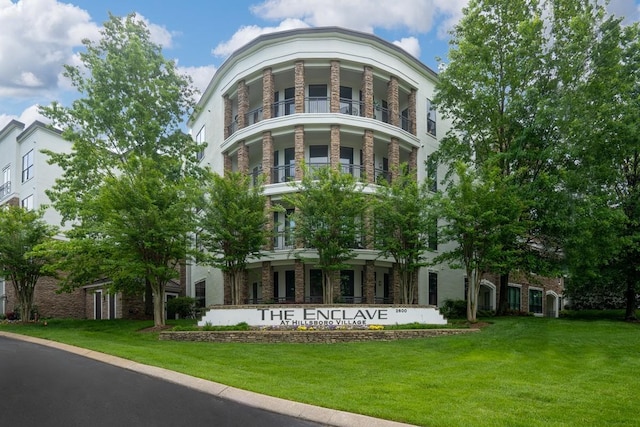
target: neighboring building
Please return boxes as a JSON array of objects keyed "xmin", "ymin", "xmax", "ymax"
[
  {"xmin": 0, "ymin": 119, "xmax": 84, "ymax": 319},
  {"xmin": 187, "ymin": 27, "xmax": 465, "ymax": 308},
  {"xmin": 0, "ymin": 119, "xmax": 184, "ymax": 319}
]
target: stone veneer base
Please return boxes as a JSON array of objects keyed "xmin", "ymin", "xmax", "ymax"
[{"xmin": 159, "ymin": 328, "xmax": 478, "ymax": 344}]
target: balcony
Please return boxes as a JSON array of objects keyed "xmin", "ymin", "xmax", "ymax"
[{"xmin": 226, "ymin": 98, "xmax": 412, "ymax": 137}]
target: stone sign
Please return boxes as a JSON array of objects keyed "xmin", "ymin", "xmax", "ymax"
[{"xmin": 198, "ymin": 306, "xmax": 447, "ymax": 327}]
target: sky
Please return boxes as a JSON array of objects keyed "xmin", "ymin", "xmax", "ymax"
[{"xmin": 1, "ymin": 0, "xmax": 639, "ymax": 130}]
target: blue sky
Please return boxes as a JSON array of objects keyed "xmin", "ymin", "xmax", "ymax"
[{"xmin": 1, "ymin": 0, "xmax": 639, "ymax": 129}]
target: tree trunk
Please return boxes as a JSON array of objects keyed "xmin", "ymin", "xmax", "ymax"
[
  {"xmin": 14, "ymin": 279, "xmax": 35, "ymax": 321},
  {"xmin": 152, "ymin": 282, "xmax": 166, "ymax": 327},
  {"xmin": 496, "ymin": 272, "xmax": 510, "ymax": 315},
  {"xmin": 323, "ymin": 271, "xmax": 333, "ymax": 304},
  {"xmin": 144, "ymin": 278, "xmax": 153, "ymax": 316},
  {"xmin": 467, "ymin": 269, "xmax": 478, "ymax": 323}
]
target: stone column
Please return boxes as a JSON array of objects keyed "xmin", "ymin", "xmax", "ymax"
[
  {"xmin": 387, "ymin": 76, "xmax": 399, "ymax": 127},
  {"xmin": 330, "ymin": 125, "xmax": 340, "ymax": 169},
  {"xmin": 237, "ymin": 141, "xmax": 249, "ymax": 174},
  {"xmin": 408, "ymin": 89, "xmax": 417, "ymax": 135},
  {"xmin": 330, "ymin": 60, "xmax": 340, "ymax": 113},
  {"xmin": 295, "ymin": 61, "xmax": 305, "ymax": 114},
  {"xmin": 392, "ymin": 264, "xmax": 401, "ymax": 304},
  {"xmin": 223, "ymin": 153, "xmax": 232, "ymax": 175},
  {"xmin": 224, "ymin": 95, "xmax": 232, "ymax": 139},
  {"xmin": 262, "ymin": 68, "xmax": 274, "ymax": 120},
  {"xmin": 237, "ymin": 80, "xmax": 249, "ymax": 129},
  {"xmin": 262, "ymin": 131, "xmax": 273, "ymax": 184},
  {"xmin": 295, "ymin": 260, "xmax": 305, "ymax": 303},
  {"xmin": 363, "ymin": 129, "xmax": 374, "ymax": 184},
  {"xmin": 365, "ymin": 261, "xmax": 376, "ymax": 304},
  {"xmin": 362, "ymin": 66, "xmax": 374, "ymax": 119},
  {"xmin": 261, "ymin": 261, "xmax": 273, "ymax": 303},
  {"xmin": 388, "ymin": 137, "xmax": 399, "ymax": 182},
  {"xmin": 295, "ymin": 125, "xmax": 304, "ymax": 180},
  {"xmin": 409, "ymin": 147, "xmax": 418, "ymax": 173}
]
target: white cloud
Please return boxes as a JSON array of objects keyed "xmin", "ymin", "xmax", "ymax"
[
  {"xmin": 178, "ymin": 64, "xmax": 218, "ymax": 99},
  {"xmin": 0, "ymin": 0, "xmax": 99, "ymax": 97},
  {"xmin": 250, "ymin": 0, "xmax": 468, "ymax": 36},
  {"xmin": 0, "ymin": 104, "xmax": 50, "ymax": 130},
  {"xmin": 393, "ymin": 37, "xmax": 421, "ymax": 58},
  {"xmin": 212, "ymin": 0, "xmax": 469, "ymax": 61},
  {"xmin": 212, "ymin": 18, "xmax": 309, "ymax": 57},
  {"xmin": 131, "ymin": 14, "xmax": 175, "ymax": 48}
]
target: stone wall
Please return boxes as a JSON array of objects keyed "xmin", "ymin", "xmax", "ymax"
[{"xmin": 160, "ymin": 328, "xmax": 478, "ymax": 344}]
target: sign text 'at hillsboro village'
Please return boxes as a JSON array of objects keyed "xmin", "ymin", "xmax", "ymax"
[{"xmin": 198, "ymin": 306, "xmax": 448, "ymax": 327}]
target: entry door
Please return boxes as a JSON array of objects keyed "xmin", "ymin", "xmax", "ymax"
[
  {"xmin": 94, "ymin": 291, "xmax": 102, "ymax": 320},
  {"xmin": 285, "ymin": 270, "xmax": 296, "ymax": 302},
  {"xmin": 310, "ymin": 269, "xmax": 323, "ymax": 303}
]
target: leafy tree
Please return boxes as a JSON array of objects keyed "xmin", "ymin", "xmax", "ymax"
[
  {"xmin": 197, "ymin": 172, "xmax": 269, "ymax": 305},
  {"xmin": 0, "ymin": 206, "xmax": 57, "ymax": 321},
  {"xmin": 373, "ymin": 164, "xmax": 435, "ymax": 304},
  {"xmin": 434, "ymin": 163, "xmax": 525, "ymax": 322},
  {"xmin": 560, "ymin": 17, "xmax": 640, "ymax": 320},
  {"xmin": 39, "ymin": 14, "xmax": 201, "ymax": 326},
  {"xmin": 434, "ymin": 0, "xmax": 579, "ymax": 314},
  {"xmin": 284, "ymin": 165, "xmax": 367, "ymax": 304}
]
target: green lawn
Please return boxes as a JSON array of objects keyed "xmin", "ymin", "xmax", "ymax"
[{"xmin": 1, "ymin": 313, "xmax": 638, "ymax": 427}]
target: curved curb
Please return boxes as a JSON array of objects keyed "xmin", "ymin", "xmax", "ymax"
[{"xmin": 0, "ymin": 331, "xmax": 416, "ymax": 427}]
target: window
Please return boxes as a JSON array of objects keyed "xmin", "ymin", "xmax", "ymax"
[
  {"xmin": 309, "ymin": 145, "xmax": 328, "ymax": 170},
  {"xmin": 427, "ymin": 99, "xmax": 436, "ymax": 136},
  {"xmin": 340, "ymin": 147, "xmax": 353, "ymax": 175},
  {"xmin": 340, "ymin": 270, "xmax": 355, "ymax": 301},
  {"xmin": 284, "ymin": 87, "xmax": 295, "ymax": 115},
  {"xmin": 195, "ymin": 126, "xmax": 205, "ymax": 161},
  {"xmin": 339, "ymin": 86, "xmax": 355, "ymax": 115},
  {"xmin": 195, "ymin": 280, "xmax": 206, "ymax": 308},
  {"xmin": 21, "ymin": 194, "xmax": 33, "ymax": 211},
  {"xmin": 508, "ymin": 286, "xmax": 521, "ymax": 311},
  {"xmin": 1, "ymin": 166, "xmax": 10, "ymax": 199},
  {"xmin": 308, "ymin": 85, "xmax": 328, "ymax": 113},
  {"xmin": 529, "ymin": 289, "xmax": 543, "ymax": 314},
  {"xmin": 22, "ymin": 150, "xmax": 34, "ymax": 182},
  {"xmin": 428, "ymin": 272, "xmax": 438, "ymax": 305}
]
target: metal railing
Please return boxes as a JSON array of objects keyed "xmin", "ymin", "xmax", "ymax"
[{"xmin": 273, "ymin": 231, "xmax": 295, "ymax": 250}]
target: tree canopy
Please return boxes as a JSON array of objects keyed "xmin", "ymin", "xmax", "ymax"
[
  {"xmin": 40, "ymin": 14, "xmax": 202, "ymax": 326},
  {"xmin": 373, "ymin": 164, "xmax": 436, "ymax": 304},
  {"xmin": 284, "ymin": 165, "xmax": 367, "ymax": 304},
  {"xmin": 197, "ymin": 171, "xmax": 269, "ymax": 305},
  {"xmin": 0, "ymin": 206, "xmax": 57, "ymax": 321}
]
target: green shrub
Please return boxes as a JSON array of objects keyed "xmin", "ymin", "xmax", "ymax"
[
  {"xmin": 167, "ymin": 297, "xmax": 197, "ymax": 319},
  {"xmin": 440, "ymin": 299, "xmax": 467, "ymax": 319}
]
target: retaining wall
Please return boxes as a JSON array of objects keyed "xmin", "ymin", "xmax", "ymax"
[{"xmin": 159, "ymin": 328, "xmax": 478, "ymax": 344}]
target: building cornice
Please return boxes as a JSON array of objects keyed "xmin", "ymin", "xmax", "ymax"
[{"xmin": 190, "ymin": 26, "xmax": 438, "ymax": 126}]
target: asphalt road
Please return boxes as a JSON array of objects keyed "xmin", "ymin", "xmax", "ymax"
[{"xmin": 0, "ymin": 336, "xmax": 323, "ymax": 427}]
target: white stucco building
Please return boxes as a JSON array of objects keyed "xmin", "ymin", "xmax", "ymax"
[{"xmin": 187, "ymin": 27, "xmax": 466, "ymax": 308}]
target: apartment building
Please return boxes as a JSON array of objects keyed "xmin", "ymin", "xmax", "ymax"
[{"xmin": 187, "ymin": 27, "xmax": 467, "ymax": 308}]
